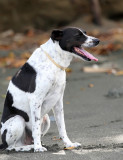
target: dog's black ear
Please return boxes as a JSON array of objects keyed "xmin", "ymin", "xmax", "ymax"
[{"xmin": 51, "ymin": 30, "xmax": 63, "ymax": 41}]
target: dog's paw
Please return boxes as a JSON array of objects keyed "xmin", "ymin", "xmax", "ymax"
[
  {"xmin": 65, "ymin": 142, "xmax": 81, "ymax": 149},
  {"xmin": 34, "ymin": 146, "xmax": 47, "ymax": 152}
]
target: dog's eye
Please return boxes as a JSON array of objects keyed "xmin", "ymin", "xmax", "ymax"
[{"xmin": 74, "ymin": 34, "xmax": 81, "ymax": 38}]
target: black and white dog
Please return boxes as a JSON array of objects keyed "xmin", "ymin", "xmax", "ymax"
[{"xmin": 0, "ymin": 27, "xmax": 99, "ymax": 152}]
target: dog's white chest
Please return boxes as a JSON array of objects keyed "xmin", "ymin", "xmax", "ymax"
[{"xmin": 41, "ymin": 71, "xmax": 66, "ymax": 116}]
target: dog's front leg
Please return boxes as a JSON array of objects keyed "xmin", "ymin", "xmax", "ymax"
[
  {"xmin": 53, "ymin": 97, "xmax": 81, "ymax": 149},
  {"xmin": 30, "ymin": 98, "xmax": 47, "ymax": 152}
]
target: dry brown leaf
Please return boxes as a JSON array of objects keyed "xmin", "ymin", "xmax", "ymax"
[
  {"xmin": 26, "ymin": 29, "xmax": 35, "ymax": 37},
  {"xmin": 89, "ymin": 43, "xmax": 122, "ymax": 55},
  {"xmin": 6, "ymin": 76, "xmax": 12, "ymax": 81},
  {"xmin": 11, "ymin": 59, "xmax": 26, "ymax": 68},
  {"xmin": 88, "ymin": 84, "xmax": 94, "ymax": 88},
  {"xmin": 20, "ymin": 52, "xmax": 31, "ymax": 59},
  {"xmin": 0, "ymin": 52, "xmax": 28, "ymax": 68},
  {"xmin": 52, "ymin": 137, "xmax": 62, "ymax": 141},
  {"xmin": 80, "ymin": 88, "xmax": 85, "ymax": 91},
  {"xmin": 37, "ymin": 33, "xmax": 49, "ymax": 44},
  {"xmin": 8, "ymin": 52, "xmax": 15, "ymax": 58},
  {"xmin": 114, "ymin": 70, "xmax": 123, "ymax": 76},
  {"xmin": 64, "ymin": 146, "xmax": 75, "ymax": 150},
  {"xmin": 0, "ymin": 45, "xmax": 12, "ymax": 50}
]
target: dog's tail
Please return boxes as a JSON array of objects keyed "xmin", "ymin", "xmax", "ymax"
[
  {"xmin": 0, "ymin": 128, "xmax": 8, "ymax": 150},
  {"xmin": 0, "ymin": 143, "xmax": 8, "ymax": 150},
  {"xmin": 41, "ymin": 114, "xmax": 50, "ymax": 137}
]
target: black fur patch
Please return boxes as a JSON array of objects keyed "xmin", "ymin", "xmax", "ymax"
[
  {"xmin": 0, "ymin": 129, "xmax": 8, "ymax": 149},
  {"xmin": 51, "ymin": 30, "xmax": 63, "ymax": 41},
  {"xmin": 51, "ymin": 28, "xmax": 87, "ymax": 53},
  {"xmin": 12, "ymin": 62, "xmax": 36, "ymax": 93},
  {"xmin": 1, "ymin": 91, "xmax": 29, "ymax": 124}
]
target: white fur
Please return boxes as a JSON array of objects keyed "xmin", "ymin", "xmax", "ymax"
[{"xmin": 82, "ymin": 35, "xmax": 97, "ymax": 48}]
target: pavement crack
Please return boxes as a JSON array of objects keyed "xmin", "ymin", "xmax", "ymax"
[
  {"xmin": 82, "ymin": 143, "xmax": 123, "ymax": 150},
  {"xmin": 88, "ymin": 124, "xmax": 103, "ymax": 128},
  {"xmin": 110, "ymin": 119, "xmax": 122, "ymax": 123}
]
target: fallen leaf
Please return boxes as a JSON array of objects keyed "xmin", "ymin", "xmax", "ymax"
[
  {"xmin": 10, "ymin": 59, "xmax": 26, "ymax": 68},
  {"xmin": 20, "ymin": 52, "xmax": 31, "ymax": 59},
  {"xmin": 8, "ymin": 52, "xmax": 15, "ymax": 58},
  {"xmin": 0, "ymin": 45, "xmax": 11, "ymax": 50},
  {"xmin": 26, "ymin": 29, "xmax": 35, "ymax": 37},
  {"xmin": 6, "ymin": 76, "xmax": 12, "ymax": 81},
  {"xmin": 80, "ymin": 88, "xmax": 85, "ymax": 91},
  {"xmin": 88, "ymin": 84, "xmax": 94, "ymax": 88},
  {"xmin": 114, "ymin": 70, "xmax": 123, "ymax": 76},
  {"xmin": 88, "ymin": 43, "xmax": 122, "ymax": 55},
  {"xmin": 66, "ymin": 102, "xmax": 70, "ymax": 104},
  {"xmin": 52, "ymin": 137, "xmax": 62, "ymax": 141},
  {"xmin": 64, "ymin": 146, "xmax": 75, "ymax": 150}
]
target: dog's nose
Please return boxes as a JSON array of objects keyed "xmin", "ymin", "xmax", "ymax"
[{"xmin": 94, "ymin": 39, "xmax": 100, "ymax": 45}]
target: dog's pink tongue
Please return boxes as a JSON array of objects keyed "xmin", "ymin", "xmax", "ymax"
[{"xmin": 80, "ymin": 48, "xmax": 98, "ymax": 61}]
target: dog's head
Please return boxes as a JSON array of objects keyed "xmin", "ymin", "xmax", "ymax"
[{"xmin": 51, "ymin": 27, "xmax": 99, "ymax": 61}]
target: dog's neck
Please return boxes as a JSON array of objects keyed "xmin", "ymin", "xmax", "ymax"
[{"xmin": 40, "ymin": 39, "xmax": 73, "ymax": 68}]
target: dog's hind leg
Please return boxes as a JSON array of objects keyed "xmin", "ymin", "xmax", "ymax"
[{"xmin": 0, "ymin": 115, "xmax": 26, "ymax": 150}]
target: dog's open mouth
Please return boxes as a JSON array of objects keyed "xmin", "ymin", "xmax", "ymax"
[{"xmin": 74, "ymin": 47, "xmax": 98, "ymax": 62}]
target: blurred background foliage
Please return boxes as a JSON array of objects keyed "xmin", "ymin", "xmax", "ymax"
[
  {"xmin": 0, "ymin": 0, "xmax": 123, "ymax": 70},
  {"xmin": 0, "ymin": 0, "xmax": 123, "ymax": 32}
]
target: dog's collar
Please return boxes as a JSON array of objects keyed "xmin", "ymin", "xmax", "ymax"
[{"xmin": 41, "ymin": 47, "xmax": 67, "ymax": 71}]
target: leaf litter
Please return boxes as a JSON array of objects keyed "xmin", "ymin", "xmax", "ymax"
[{"xmin": 0, "ymin": 28, "xmax": 123, "ymax": 69}]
